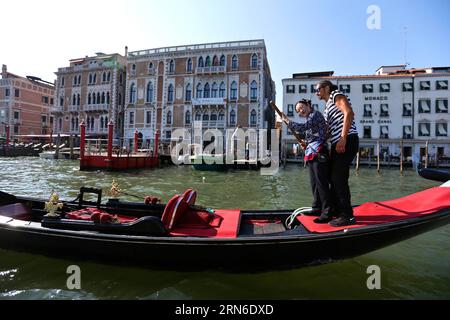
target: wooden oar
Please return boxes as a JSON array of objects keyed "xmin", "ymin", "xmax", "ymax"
[{"xmin": 269, "ymin": 101, "xmax": 306, "ymax": 147}]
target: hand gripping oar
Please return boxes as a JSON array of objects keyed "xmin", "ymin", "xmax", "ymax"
[{"xmin": 269, "ymin": 101, "xmax": 306, "ymax": 147}]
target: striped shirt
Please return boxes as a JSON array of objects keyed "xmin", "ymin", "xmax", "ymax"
[{"xmin": 324, "ymin": 90, "xmax": 358, "ymax": 145}]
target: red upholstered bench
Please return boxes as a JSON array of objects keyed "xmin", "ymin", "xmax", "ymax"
[
  {"xmin": 297, "ymin": 186, "xmax": 450, "ymax": 233},
  {"xmin": 0, "ymin": 203, "xmax": 32, "ymax": 220}
]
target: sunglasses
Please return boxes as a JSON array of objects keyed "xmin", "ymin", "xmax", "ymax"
[{"xmin": 315, "ymin": 86, "xmax": 324, "ymax": 93}]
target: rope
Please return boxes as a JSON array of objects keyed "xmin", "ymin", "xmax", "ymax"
[{"xmin": 285, "ymin": 207, "xmax": 312, "ymax": 230}]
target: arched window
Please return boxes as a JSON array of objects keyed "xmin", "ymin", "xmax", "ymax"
[
  {"xmin": 73, "ymin": 77, "xmax": 77, "ymax": 86},
  {"xmin": 230, "ymin": 110, "xmax": 236, "ymax": 125},
  {"xmin": 166, "ymin": 111, "xmax": 172, "ymax": 125},
  {"xmin": 72, "ymin": 94, "xmax": 76, "ymax": 105},
  {"xmin": 101, "ymin": 92, "xmax": 106, "ymax": 104},
  {"xmin": 61, "ymin": 77, "xmax": 65, "ymax": 87},
  {"xmin": 204, "ymin": 83, "xmax": 210, "ymax": 98},
  {"xmin": 251, "ymin": 53, "xmax": 258, "ymax": 69},
  {"xmin": 148, "ymin": 62, "xmax": 153, "ymax": 73},
  {"xmin": 130, "ymin": 83, "xmax": 136, "ymax": 103},
  {"xmin": 250, "ymin": 109, "xmax": 257, "ymax": 125},
  {"xmin": 185, "ymin": 84, "xmax": 192, "ymax": 102},
  {"xmin": 90, "ymin": 117, "xmax": 95, "ymax": 130},
  {"xmin": 205, "ymin": 56, "xmax": 211, "ymax": 67},
  {"xmin": 230, "ymin": 81, "xmax": 238, "ymax": 100},
  {"xmin": 195, "ymin": 112, "xmax": 201, "ymax": 121},
  {"xmin": 250, "ymin": 81, "xmax": 258, "ymax": 100},
  {"xmin": 76, "ymin": 117, "xmax": 79, "ymax": 130},
  {"xmin": 100, "ymin": 116, "xmax": 104, "ymax": 129},
  {"xmin": 220, "ymin": 55, "xmax": 226, "ymax": 67},
  {"xmin": 77, "ymin": 94, "xmax": 81, "ymax": 106},
  {"xmin": 104, "ymin": 116, "xmax": 108, "ymax": 127},
  {"xmin": 219, "ymin": 82, "xmax": 226, "ymax": 98},
  {"xmin": 211, "ymin": 83, "xmax": 218, "ymax": 98},
  {"xmin": 203, "ymin": 113, "xmax": 209, "ymax": 121},
  {"xmin": 88, "ymin": 74, "xmax": 93, "ymax": 84},
  {"xmin": 185, "ymin": 110, "xmax": 191, "ymax": 124},
  {"xmin": 169, "ymin": 60, "xmax": 175, "ymax": 73},
  {"xmin": 71, "ymin": 117, "xmax": 75, "ymax": 131},
  {"xmin": 212, "ymin": 55, "xmax": 219, "ymax": 66},
  {"xmin": 218, "ymin": 112, "xmax": 225, "ymax": 122},
  {"xmin": 97, "ymin": 92, "xmax": 101, "ymax": 104},
  {"xmin": 78, "ymin": 75, "xmax": 81, "ymax": 85},
  {"xmin": 146, "ymin": 82, "xmax": 153, "ymax": 102},
  {"xmin": 196, "ymin": 83, "xmax": 203, "ymax": 99},
  {"xmin": 210, "ymin": 113, "xmax": 217, "ymax": 121},
  {"xmin": 107, "ymin": 72, "xmax": 110, "ymax": 82},
  {"xmin": 131, "ymin": 64, "xmax": 136, "ymax": 74},
  {"xmin": 198, "ymin": 56, "xmax": 204, "ymax": 68},
  {"xmin": 186, "ymin": 58, "xmax": 193, "ymax": 72},
  {"xmin": 232, "ymin": 55, "xmax": 238, "ymax": 70},
  {"xmin": 93, "ymin": 74, "xmax": 96, "ymax": 84},
  {"xmin": 102, "ymin": 72, "xmax": 106, "ymax": 82},
  {"xmin": 88, "ymin": 93, "xmax": 92, "ymax": 105},
  {"xmin": 168, "ymin": 84, "xmax": 174, "ymax": 102},
  {"xmin": 106, "ymin": 92, "xmax": 110, "ymax": 104}
]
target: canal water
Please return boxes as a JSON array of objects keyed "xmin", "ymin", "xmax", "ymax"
[{"xmin": 0, "ymin": 157, "xmax": 448, "ymax": 299}]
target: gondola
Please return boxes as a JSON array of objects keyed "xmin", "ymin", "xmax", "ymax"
[
  {"xmin": 418, "ymin": 165, "xmax": 450, "ymax": 182},
  {"xmin": 0, "ymin": 183, "xmax": 449, "ymax": 271}
]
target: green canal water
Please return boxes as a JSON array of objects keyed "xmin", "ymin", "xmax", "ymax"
[{"xmin": 0, "ymin": 157, "xmax": 449, "ymax": 299}]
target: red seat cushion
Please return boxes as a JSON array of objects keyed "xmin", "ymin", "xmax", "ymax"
[
  {"xmin": 65, "ymin": 207, "xmax": 136, "ymax": 224},
  {"xmin": 182, "ymin": 189, "xmax": 197, "ymax": 206},
  {"xmin": 297, "ymin": 186, "xmax": 450, "ymax": 233},
  {"xmin": 169, "ymin": 209, "xmax": 241, "ymax": 238},
  {"xmin": 161, "ymin": 194, "xmax": 189, "ymax": 231}
]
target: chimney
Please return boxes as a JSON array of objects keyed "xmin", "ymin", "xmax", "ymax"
[
  {"xmin": 125, "ymin": 46, "xmax": 128, "ymax": 57},
  {"xmin": 2, "ymin": 64, "xmax": 7, "ymax": 78}
]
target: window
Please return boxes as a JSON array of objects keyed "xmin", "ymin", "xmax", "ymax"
[
  {"xmin": 436, "ymin": 80, "xmax": 448, "ymax": 90},
  {"xmin": 198, "ymin": 57, "xmax": 204, "ymax": 68},
  {"xmin": 299, "ymin": 85, "xmax": 307, "ymax": 93},
  {"xmin": 420, "ymin": 81, "xmax": 430, "ymax": 90},
  {"xmin": 195, "ymin": 112, "xmax": 201, "ymax": 121},
  {"xmin": 210, "ymin": 113, "xmax": 217, "ymax": 121},
  {"xmin": 73, "ymin": 76, "xmax": 78, "ymax": 86},
  {"xmin": 419, "ymin": 99, "xmax": 431, "ymax": 113},
  {"xmin": 311, "ymin": 85, "xmax": 316, "ymax": 93},
  {"xmin": 185, "ymin": 110, "xmax": 191, "ymax": 124},
  {"xmin": 220, "ymin": 55, "xmax": 226, "ymax": 67},
  {"xmin": 362, "ymin": 84, "xmax": 373, "ymax": 93},
  {"xmin": 211, "ymin": 83, "xmax": 218, "ymax": 98},
  {"xmin": 380, "ymin": 104, "xmax": 389, "ymax": 117},
  {"xmin": 15, "ymin": 89, "xmax": 19, "ymax": 97},
  {"xmin": 97, "ymin": 92, "xmax": 101, "ymax": 104},
  {"xmin": 106, "ymin": 92, "xmax": 110, "ymax": 104},
  {"xmin": 436, "ymin": 123, "xmax": 448, "ymax": 137},
  {"xmin": 72, "ymin": 94, "xmax": 76, "ymax": 105},
  {"xmin": 50, "ymin": 98, "xmax": 54, "ymax": 105},
  {"xmin": 231, "ymin": 55, "xmax": 238, "ymax": 70},
  {"xmin": 186, "ymin": 59, "xmax": 193, "ymax": 72},
  {"xmin": 436, "ymin": 99, "xmax": 448, "ymax": 113},
  {"xmin": 380, "ymin": 83, "xmax": 390, "ymax": 93},
  {"xmin": 250, "ymin": 81, "xmax": 258, "ymax": 101},
  {"xmin": 230, "ymin": 110, "xmax": 236, "ymax": 125},
  {"xmin": 147, "ymin": 82, "xmax": 154, "ymax": 103},
  {"xmin": 77, "ymin": 94, "xmax": 81, "ymax": 106},
  {"xmin": 41, "ymin": 115, "xmax": 47, "ymax": 123},
  {"xmin": 167, "ymin": 84, "xmax": 174, "ymax": 103},
  {"xmin": 148, "ymin": 62, "xmax": 154, "ymax": 73},
  {"xmin": 380, "ymin": 126, "xmax": 389, "ymax": 139},
  {"xmin": 107, "ymin": 72, "xmax": 110, "ymax": 82},
  {"xmin": 146, "ymin": 110, "xmax": 151, "ymax": 125},
  {"xmin": 129, "ymin": 111, "xmax": 135, "ymax": 125},
  {"xmin": 250, "ymin": 110, "xmax": 257, "ymax": 126},
  {"xmin": 403, "ymin": 126, "xmax": 412, "ymax": 139},
  {"xmin": 364, "ymin": 104, "xmax": 372, "ymax": 117},
  {"xmin": 60, "ymin": 97, "xmax": 64, "ymax": 106},
  {"xmin": 129, "ymin": 83, "xmax": 136, "ymax": 103},
  {"xmin": 363, "ymin": 126, "xmax": 372, "ymax": 139},
  {"xmin": 61, "ymin": 77, "xmax": 65, "ymax": 87},
  {"xmin": 402, "ymin": 82, "xmax": 413, "ymax": 92},
  {"xmin": 230, "ymin": 81, "xmax": 237, "ymax": 100},
  {"xmin": 5, "ymin": 88, "xmax": 10, "ymax": 96},
  {"xmin": 203, "ymin": 83, "xmax": 210, "ymax": 98},
  {"xmin": 185, "ymin": 84, "xmax": 192, "ymax": 102},
  {"xmin": 131, "ymin": 64, "xmax": 136, "ymax": 75},
  {"xmin": 403, "ymin": 103, "xmax": 412, "ymax": 116},
  {"xmin": 340, "ymin": 84, "xmax": 351, "ymax": 93},
  {"xmin": 205, "ymin": 56, "xmax": 211, "ymax": 67},
  {"xmin": 212, "ymin": 55, "xmax": 219, "ymax": 66},
  {"xmin": 196, "ymin": 83, "xmax": 202, "ymax": 99},
  {"xmin": 102, "ymin": 72, "xmax": 107, "ymax": 83},
  {"xmin": 14, "ymin": 111, "xmax": 19, "ymax": 120},
  {"xmin": 286, "ymin": 85, "xmax": 295, "ymax": 94},
  {"xmin": 93, "ymin": 74, "xmax": 96, "ymax": 84},
  {"xmin": 202, "ymin": 113, "xmax": 209, "ymax": 121},
  {"xmin": 88, "ymin": 74, "xmax": 93, "ymax": 84},
  {"xmin": 251, "ymin": 54, "xmax": 258, "ymax": 69},
  {"xmin": 101, "ymin": 92, "xmax": 105, "ymax": 104},
  {"xmin": 287, "ymin": 104, "xmax": 294, "ymax": 116},
  {"xmin": 218, "ymin": 112, "xmax": 225, "ymax": 122},
  {"xmin": 219, "ymin": 82, "xmax": 225, "ymax": 98},
  {"xmin": 169, "ymin": 60, "xmax": 175, "ymax": 74},
  {"xmin": 42, "ymin": 96, "xmax": 49, "ymax": 104},
  {"xmin": 419, "ymin": 123, "xmax": 430, "ymax": 137}
]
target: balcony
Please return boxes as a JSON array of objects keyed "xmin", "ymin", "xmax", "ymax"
[
  {"xmin": 191, "ymin": 98, "xmax": 226, "ymax": 106},
  {"xmin": 196, "ymin": 66, "xmax": 226, "ymax": 75},
  {"xmin": 85, "ymin": 105, "xmax": 109, "ymax": 112},
  {"xmin": 13, "ymin": 119, "xmax": 22, "ymax": 125},
  {"xmin": 68, "ymin": 106, "xmax": 79, "ymax": 112},
  {"xmin": 50, "ymin": 106, "xmax": 63, "ymax": 113}
]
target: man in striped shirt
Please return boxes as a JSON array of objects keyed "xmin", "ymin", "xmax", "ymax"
[{"xmin": 316, "ymin": 80, "xmax": 359, "ymax": 227}]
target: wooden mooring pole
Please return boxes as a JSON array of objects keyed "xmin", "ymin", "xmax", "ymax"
[
  {"xmin": 425, "ymin": 140, "xmax": 429, "ymax": 168},
  {"xmin": 355, "ymin": 149, "xmax": 360, "ymax": 175},
  {"xmin": 377, "ymin": 140, "xmax": 381, "ymax": 174},
  {"xmin": 400, "ymin": 140, "xmax": 404, "ymax": 175}
]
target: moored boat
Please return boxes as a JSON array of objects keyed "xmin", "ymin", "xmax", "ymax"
[
  {"xmin": 0, "ymin": 183, "xmax": 449, "ymax": 271},
  {"xmin": 418, "ymin": 166, "xmax": 450, "ymax": 182}
]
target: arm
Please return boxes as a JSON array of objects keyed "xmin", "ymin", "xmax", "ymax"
[{"xmin": 334, "ymin": 95, "xmax": 355, "ymax": 153}]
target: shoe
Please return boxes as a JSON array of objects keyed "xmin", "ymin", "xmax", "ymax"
[
  {"xmin": 329, "ymin": 216, "xmax": 356, "ymax": 227},
  {"xmin": 314, "ymin": 216, "xmax": 332, "ymax": 224},
  {"xmin": 302, "ymin": 209, "xmax": 321, "ymax": 216}
]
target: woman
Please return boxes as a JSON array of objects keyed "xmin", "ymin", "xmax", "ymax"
[
  {"xmin": 282, "ymin": 99, "xmax": 332, "ymax": 223},
  {"xmin": 315, "ymin": 80, "xmax": 359, "ymax": 227}
]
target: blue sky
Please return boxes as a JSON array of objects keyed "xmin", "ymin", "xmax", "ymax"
[{"xmin": 1, "ymin": 0, "xmax": 449, "ymax": 96}]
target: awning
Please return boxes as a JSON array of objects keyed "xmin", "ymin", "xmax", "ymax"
[
  {"xmin": 381, "ymin": 104, "xmax": 389, "ymax": 112},
  {"xmin": 420, "ymin": 124, "xmax": 429, "ymax": 135},
  {"xmin": 364, "ymin": 105, "xmax": 372, "ymax": 112},
  {"xmin": 420, "ymin": 100, "xmax": 430, "ymax": 111},
  {"xmin": 381, "ymin": 127, "xmax": 389, "ymax": 135},
  {"xmin": 438, "ymin": 81, "xmax": 448, "ymax": 88},
  {"xmin": 404, "ymin": 104, "xmax": 412, "ymax": 111},
  {"xmin": 341, "ymin": 85, "xmax": 350, "ymax": 90},
  {"xmin": 381, "ymin": 84, "xmax": 390, "ymax": 91},
  {"xmin": 438, "ymin": 100, "xmax": 448, "ymax": 111},
  {"xmin": 404, "ymin": 83, "xmax": 413, "ymax": 90},
  {"xmin": 438, "ymin": 124, "xmax": 447, "ymax": 135},
  {"xmin": 421, "ymin": 82, "xmax": 430, "ymax": 89},
  {"xmin": 364, "ymin": 84, "xmax": 372, "ymax": 90},
  {"xmin": 404, "ymin": 126, "xmax": 412, "ymax": 134}
]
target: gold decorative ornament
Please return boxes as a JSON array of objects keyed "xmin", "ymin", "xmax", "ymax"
[
  {"xmin": 44, "ymin": 191, "xmax": 64, "ymax": 217},
  {"xmin": 109, "ymin": 180, "xmax": 122, "ymax": 199}
]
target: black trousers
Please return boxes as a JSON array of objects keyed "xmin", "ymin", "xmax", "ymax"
[
  {"xmin": 329, "ymin": 134, "xmax": 359, "ymax": 218},
  {"xmin": 307, "ymin": 157, "xmax": 332, "ymax": 216}
]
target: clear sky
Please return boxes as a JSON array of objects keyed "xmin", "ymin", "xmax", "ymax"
[{"xmin": 1, "ymin": 0, "xmax": 449, "ymax": 97}]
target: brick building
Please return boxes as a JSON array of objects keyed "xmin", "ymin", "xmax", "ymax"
[
  {"xmin": 0, "ymin": 65, "xmax": 55, "ymax": 139},
  {"xmin": 52, "ymin": 53, "xmax": 127, "ymax": 139},
  {"xmin": 124, "ymin": 40, "xmax": 276, "ymax": 149}
]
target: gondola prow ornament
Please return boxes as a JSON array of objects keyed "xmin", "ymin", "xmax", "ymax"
[{"xmin": 44, "ymin": 191, "xmax": 64, "ymax": 217}]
